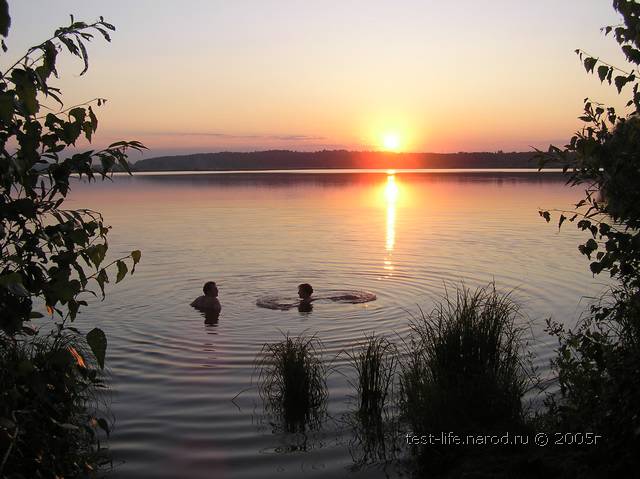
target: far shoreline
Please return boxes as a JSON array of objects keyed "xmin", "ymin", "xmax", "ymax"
[
  {"xmin": 128, "ymin": 150, "xmax": 565, "ymax": 172},
  {"xmin": 115, "ymin": 167, "xmax": 566, "ymax": 175}
]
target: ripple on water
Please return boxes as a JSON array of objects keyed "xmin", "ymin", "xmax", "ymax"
[
  {"xmin": 256, "ymin": 289, "xmax": 377, "ymax": 310},
  {"xmin": 57, "ymin": 172, "xmax": 607, "ymax": 479}
]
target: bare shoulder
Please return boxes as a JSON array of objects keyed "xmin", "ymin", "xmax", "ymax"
[
  {"xmin": 191, "ymin": 296, "xmax": 205, "ymax": 308},
  {"xmin": 212, "ymin": 298, "xmax": 222, "ymax": 313},
  {"xmin": 191, "ymin": 296, "xmax": 221, "ymax": 312}
]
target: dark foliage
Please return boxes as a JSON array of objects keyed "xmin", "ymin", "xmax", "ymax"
[
  {"xmin": 0, "ymin": 331, "xmax": 110, "ymax": 478},
  {"xmin": 0, "ymin": 9, "xmax": 144, "ymax": 335},
  {"xmin": 537, "ymin": 0, "xmax": 640, "ymax": 473},
  {"xmin": 0, "ymin": 2, "xmax": 143, "ymax": 476}
]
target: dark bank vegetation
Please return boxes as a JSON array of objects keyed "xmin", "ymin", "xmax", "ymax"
[
  {"xmin": 0, "ymin": 330, "xmax": 109, "ymax": 478},
  {"xmin": 0, "ymin": 2, "xmax": 143, "ymax": 476},
  {"xmin": 535, "ymin": 0, "xmax": 640, "ymax": 475}
]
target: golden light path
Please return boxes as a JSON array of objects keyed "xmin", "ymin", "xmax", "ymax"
[{"xmin": 384, "ymin": 171, "xmax": 398, "ymax": 272}]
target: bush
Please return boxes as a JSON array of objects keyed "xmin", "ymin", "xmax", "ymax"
[
  {"xmin": 544, "ymin": 288, "xmax": 640, "ymax": 474},
  {"xmin": 0, "ymin": 330, "xmax": 110, "ymax": 478},
  {"xmin": 0, "ymin": 6, "xmax": 143, "ymax": 336},
  {"xmin": 0, "ymin": 3, "xmax": 142, "ymax": 475},
  {"xmin": 536, "ymin": 1, "xmax": 640, "ymax": 474}
]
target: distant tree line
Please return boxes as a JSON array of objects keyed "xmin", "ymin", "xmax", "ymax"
[{"xmin": 133, "ymin": 150, "xmax": 547, "ymax": 171}]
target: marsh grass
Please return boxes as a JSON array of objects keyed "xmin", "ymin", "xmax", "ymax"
[
  {"xmin": 399, "ymin": 284, "xmax": 532, "ymax": 437},
  {"xmin": 348, "ymin": 334, "xmax": 397, "ymax": 425},
  {"xmin": 346, "ymin": 334, "xmax": 400, "ymax": 467},
  {"xmin": 257, "ymin": 333, "xmax": 327, "ymax": 433}
]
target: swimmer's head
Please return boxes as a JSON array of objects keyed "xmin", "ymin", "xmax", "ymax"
[
  {"xmin": 298, "ymin": 283, "xmax": 313, "ymax": 300},
  {"xmin": 203, "ymin": 281, "xmax": 218, "ymax": 297}
]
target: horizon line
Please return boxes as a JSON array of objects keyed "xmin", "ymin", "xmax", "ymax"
[{"xmin": 140, "ymin": 149, "xmax": 541, "ymax": 158}]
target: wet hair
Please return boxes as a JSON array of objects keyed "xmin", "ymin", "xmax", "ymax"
[
  {"xmin": 298, "ymin": 283, "xmax": 313, "ymax": 297},
  {"xmin": 203, "ymin": 281, "xmax": 217, "ymax": 295}
]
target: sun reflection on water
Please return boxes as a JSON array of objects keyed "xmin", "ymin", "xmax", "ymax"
[{"xmin": 384, "ymin": 172, "xmax": 398, "ymax": 273}]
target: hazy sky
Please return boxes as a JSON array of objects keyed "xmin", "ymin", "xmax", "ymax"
[{"xmin": 1, "ymin": 1, "xmax": 629, "ymax": 157}]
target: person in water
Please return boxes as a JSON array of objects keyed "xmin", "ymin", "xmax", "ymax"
[
  {"xmin": 297, "ymin": 283, "xmax": 314, "ymax": 312},
  {"xmin": 191, "ymin": 281, "xmax": 221, "ymax": 318}
]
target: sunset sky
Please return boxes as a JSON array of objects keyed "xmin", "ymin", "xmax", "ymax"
[{"xmin": 2, "ymin": 1, "xmax": 629, "ymax": 157}]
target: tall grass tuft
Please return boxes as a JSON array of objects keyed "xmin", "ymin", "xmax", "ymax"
[
  {"xmin": 349, "ymin": 333, "xmax": 397, "ymax": 425},
  {"xmin": 346, "ymin": 334, "xmax": 399, "ymax": 467},
  {"xmin": 399, "ymin": 283, "xmax": 531, "ymax": 437},
  {"xmin": 257, "ymin": 333, "xmax": 327, "ymax": 432}
]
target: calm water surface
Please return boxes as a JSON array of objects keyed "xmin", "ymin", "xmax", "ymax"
[{"xmin": 57, "ymin": 170, "xmax": 607, "ymax": 478}]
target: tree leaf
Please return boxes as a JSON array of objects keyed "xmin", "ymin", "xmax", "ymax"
[
  {"xmin": 583, "ymin": 57, "xmax": 597, "ymax": 73},
  {"xmin": 116, "ymin": 260, "xmax": 128, "ymax": 283},
  {"xmin": 86, "ymin": 327, "xmax": 107, "ymax": 369},
  {"xmin": 95, "ymin": 268, "xmax": 109, "ymax": 298},
  {"xmin": 69, "ymin": 107, "xmax": 86, "ymax": 124},
  {"xmin": 558, "ymin": 214, "xmax": 567, "ymax": 230},
  {"xmin": 0, "ymin": 0, "xmax": 10, "ymax": 38},
  {"xmin": 615, "ymin": 75, "xmax": 628, "ymax": 93},
  {"xmin": 87, "ymin": 243, "xmax": 107, "ymax": 267},
  {"xmin": 131, "ymin": 250, "xmax": 141, "ymax": 273},
  {"xmin": 597, "ymin": 65, "xmax": 609, "ymax": 83},
  {"xmin": 0, "ymin": 91, "xmax": 14, "ymax": 123},
  {"xmin": 11, "ymin": 69, "xmax": 38, "ymax": 115},
  {"xmin": 88, "ymin": 105, "xmax": 98, "ymax": 130},
  {"xmin": 539, "ymin": 210, "xmax": 551, "ymax": 223}
]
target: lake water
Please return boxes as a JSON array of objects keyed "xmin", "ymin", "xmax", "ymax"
[{"xmin": 59, "ymin": 170, "xmax": 607, "ymax": 478}]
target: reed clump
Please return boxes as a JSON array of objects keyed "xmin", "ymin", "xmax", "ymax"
[
  {"xmin": 399, "ymin": 284, "xmax": 531, "ymax": 437},
  {"xmin": 349, "ymin": 334, "xmax": 397, "ymax": 425},
  {"xmin": 346, "ymin": 334, "xmax": 399, "ymax": 467},
  {"xmin": 257, "ymin": 334, "xmax": 327, "ymax": 432}
]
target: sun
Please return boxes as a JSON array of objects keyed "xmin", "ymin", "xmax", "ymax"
[{"xmin": 382, "ymin": 133, "xmax": 401, "ymax": 151}]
